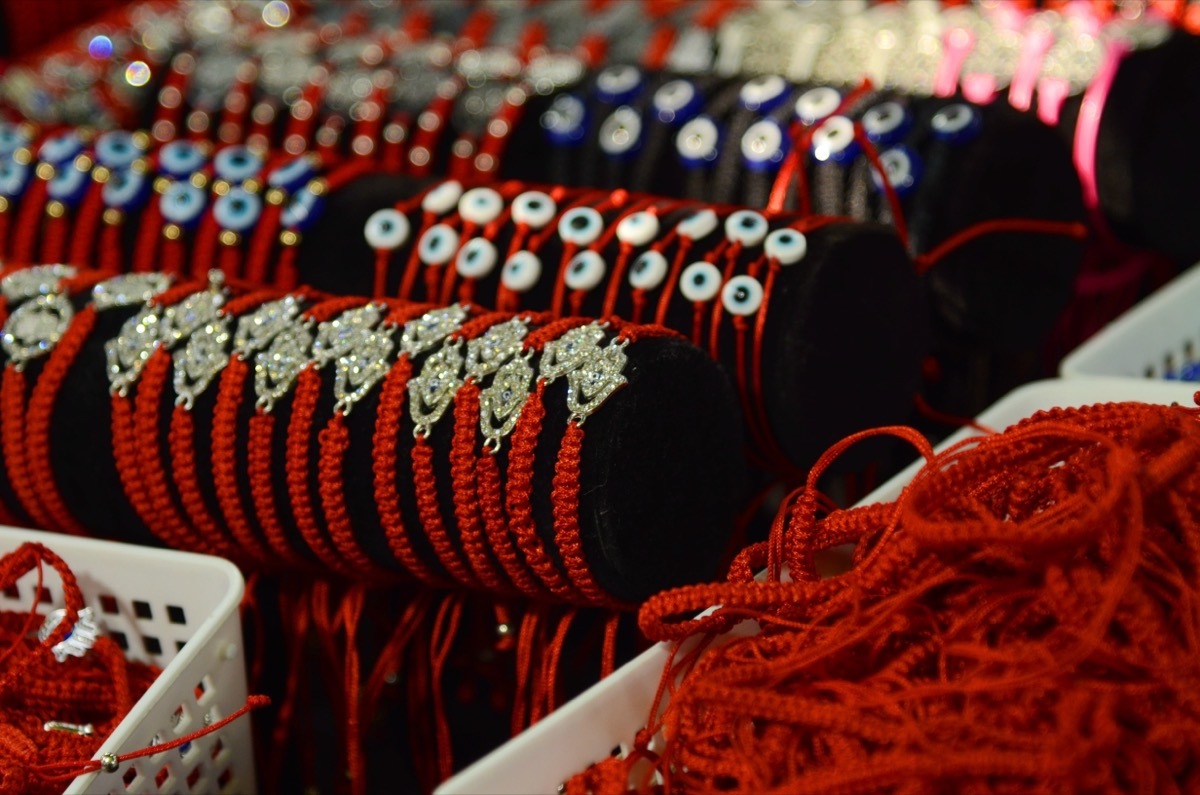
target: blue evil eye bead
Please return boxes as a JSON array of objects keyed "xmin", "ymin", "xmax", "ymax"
[
  {"xmin": 721, "ymin": 274, "xmax": 764, "ymax": 316},
  {"xmin": 541, "ymin": 94, "xmax": 587, "ymax": 146},
  {"xmin": 417, "ymin": 224, "xmax": 459, "ymax": 266},
  {"xmin": 741, "ymin": 119, "xmax": 789, "ymax": 172},
  {"xmin": 281, "ymin": 186, "xmax": 325, "ymax": 230},
  {"xmin": 676, "ymin": 116, "xmax": 720, "ymax": 169},
  {"xmin": 676, "ymin": 209, "xmax": 719, "ymax": 241},
  {"xmin": 455, "ymin": 238, "xmax": 498, "ymax": 279},
  {"xmin": 599, "ymin": 106, "xmax": 642, "ymax": 159},
  {"xmin": 511, "ymin": 191, "xmax": 556, "ymax": 229},
  {"xmin": 564, "ymin": 250, "xmax": 606, "ymax": 291},
  {"xmin": 458, "ymin": 187, "xmax": 504, "ymax": 226},
  {"xmin": 0, "ymin": 160, "xmax": 32, "ymax": 199},
  {"xmin": 558, "ymin": 206, "xmax": 604, "ymax": 246},
  {"xmin": 594, "ymin": 64, "xmax": 643, "ymax": 105},
  {"xmin": 37, "ymin": 132, "xmax": 85, "ymax": 167},
  {"xmin": 794, "ymin": 86, "xmax": 841, "ymax": 125},
  {"xmin": 213, "ymin": 187, "xmax": 263, "ymax": 233},
  {"xmin": 1179, "ymin": 360, "xmax": 1200, "ymax": 382},
  {"xmin": 860, "ymin": 101, "xmax": 911, "ymax": 146},
  {"xmin": 653, "ymin": 79, "xmax": 702, "ymax": 125},
  {"xmin": 214, "ymin": 146, "xmax": 264, "ymax": 184},
  {"xmin": 765, "ymin": 228, "xmax": 807, "ymax": 265},
  {"xmin": 0, "ymin": 124, "xmax": 31, "ymax": 159},
  {"xmin": 616, "ymin": 211, "xmax": 660, "ymax": 247},
  {"xmin": 871, "ymin": 145, "xmax": 923, "ymax": 199},
  {"xmin": 811, "ymin": 116, "xmax": 859, "ymax": 164},
  {"xmin": 158, "ymin": 141, "xmax": 207, "ymax": 179},
  {"xmin": 930, "ymin": 103, "xmax": 982, "ymax": 144},
  {"xmin": 501, "ymin": 251, "xmax": 542, "ymax": 293},
  {"xmin": 46, "ymin": 163, "xmax": 89, "ymax": 204},
  {"xmin": 160, "ymin": 181, "xmax": 207, "ymax": 228},
  {"xmin": 725, "ymin": 211, "xmax": 769, "ymax": 247},
  {"xmin": 679, "ymin": 261, "xmax": 722, "ymax": 302},
  {"xmin": 102, "ymin": 169, "xmax": 148, "ymax": 209},
  {"xmin": 628, "ymin": 250, "xmax": 668, "ymax": 290},
  {"xmin": 267, "ymin": 155, "xmax": 316, "ymax": 192},
  {"xmin": 95, "ymin": 131, "xmax": 144, "ymax": 171},
  {"xmin": 739, "ymin": 74, "xmax": 789, "ymax": 113},
  {"xmin": 363, "ymin": 208, "xmax": 410, "ymax": 250}
]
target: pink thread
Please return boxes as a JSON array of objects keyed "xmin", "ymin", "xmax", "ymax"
[
  {"xmin": 934, "ymin": 26, "xmax": 976, "ymax": 98},
  {"xmin": 1009, "ymin": 26, "xmax": 1054, "ymax": 112},
  {"xmin": 1072, "ymin": 38, "xmax": 1129, "ymax": 237}
]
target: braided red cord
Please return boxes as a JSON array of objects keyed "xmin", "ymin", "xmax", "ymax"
[
  {"xmin": 450, "ymin": 380, "xmax": 510, "ymax": 592},
  {"xmin": 168, "ymin": 406, "xmax": 241, "ymax": 559},
  {"xmin": 39, "ymin": 212, "xmax": 68, "ymax": 265},
  {"xmin": 477, "ymin": 451, "xmax": 546, "ymax": 599},
  {"xmin": 412, "ymin": 436, "xmax": 479, "ymax": 588},
  {"xmin": 317, "ymin": 413, "xmax": 394, "ymax": 579},
  {"xmin": 247, "ymin": 410, "xmax": 306, "ymax": 564},
  {"xmin": 1, "ymin": 367, "xmax": 55, "ymax": 530},
  {"xmin": 551, "ymin": 421, "xmax": 618, "ymax": 607},
  {"xmin": 11, "ymin": 177, "xmax": 47, "ymax": 263},
  {"xmin": 68, "ymin": 181, "xmax": 105, "ymax": 267}
]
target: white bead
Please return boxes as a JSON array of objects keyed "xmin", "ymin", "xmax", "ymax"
[
  {"xmin": 558, "ymin": 206, "xmax": 604, "ymax": 246},
  {"xmin": 679, "ymin": 261, "xmax": 722, "ymax": 302},
  {"xmin": 628, "ymin": 250, "xmax": 668, "ymax": 290},
  {"xmin": 511, "ymin": 191, "xmax": 556, "ymax": 229},
  {"xmin": 363, "ymin": 208, "xmax": 410, "ymax": 250},
  {"xmin": 676, "ymin": 209, "xmax": 718, "ymax": 240},
  {"xmin": 501, "ymin": 251, "xmax": 542, "ymax": 292},
  {"xmin": 458, "ymin": 187, "xmax": 504, "ymax": 225},
  {"xmin": 725, "ymin": 210, "xmax": 769, "ymax": 247},
  {"xmin": 615, "ymin": 211, "xmax": 660, "ymax": 247},
  {"xmin": 564, "ymin": 250, "xmax": 607, "ymax": 291},
  {"xmin": 721, "ymin": 275, "xmax": 764, "ymax": 315},
  {"xmin": 417, "ymin": 224, "xmax": 459, "ymax": 266},
  {"xmin": 455, "ymin": 237, "xmax": 498, "ymax": 278},
  {"xmin": 421, "ymin": 180, "xmax": 463, "ymax": 215},
  {"xmin": 764, "ymin": 228, "xmax": 807, "ymax": 265}
]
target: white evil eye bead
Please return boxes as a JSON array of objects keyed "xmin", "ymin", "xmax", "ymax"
[
  {"xmin": 158, "ymin": 140, "xmax": 207, "ymax": 179},
  {"xmin": 794, "ymin": 86, "xmax": 841, "ymax": 125},
  {"xmin": 679, "ymin": 262, "xmax": 722, "ymax": 302},
  {"xmin": 861, "ymin": 101, "xmax": 910, "ymax": 145},
  {"xmin": 421, "ymin": 180, "xmax": 463, "ymax": 215},
  {"xmin": 725, "ymin": 210, "xmax": 769, "ymax": 247},
  {"xmin": 930, "ymin": 103, "xmax": 981, "ymax": 143},
  {"xmin": 102, "ymin": 169, "xmax": 147, "ymax": 209},
  {"xmin": 214, "ymin": 145, "xmax": 263, "ymax": 183},
  {"xmin": 46, "ymin": 164, "xmax": 88, "ymax": 204},
  {"xmin": 501, "ymin": 251, "xmax": 542, "ymax": 293},
  {"xmin": 871, "ymin": 145, "xmax": 923, "ymax": 198},
  {"xmin": 739, "ymin": 74, "xmax": 789, "ymax": 113},
  {"xmin": 653, "ymin": 79, "xmax": 702, "ymax": 124},
  {"xmin": 0, "ymin": 123, "xmax": 30, "ymax": 158},
  {"xmin": 267, "ymin": 155, "xmax": 316, "ymax": 192},
  {"xmin": 281, "ymin": 187, "xmax": 325, "ymax": 230},
  {"xmin": 722, "ymin": 274, "xmax": 764, "ymax": 316},
  {"xmin": 676, "ymin": 208, "xmax": 719, "ymax": 241},
  {"xmin": 213, "ymin": 187, "xmax": 263, "ymax": 233},
  {"xmin": 458, "ymin": 187, "xmax": 504, "ymax": 226},
  {"xmin": 160, "ymin": 181, "xmax": 207, "ymax": 227},
  {"xmin": 676, "ymin": 116, "xmax": 720, "ymax": 168},
  {"xmin": 37, "ymin": 132, "xmax": 84, "ymax": 166},
  {"xmin": 599, "ymin": 106, "xmax": 642, "ymax": 158},
  {"xmin": 764, "ymin": 228, "xmax": 808, "ymax": 265},
  {"xmin": 0, "ymin": 160, "xmax": 31, "ymax": 198},
  {"xmin": 595, "ymin": 64, "xmax": 642, "ymax": 104},
  {"xmin": 811, "ymin": 116, "xmax": 859, "ymax": 164},
  {"xmin": 417, "ymin": 224, "xmax": 460, "ymax": 266},
  {"xmin": 616, "ymin": 211, "xmax": 660, "ymax": 247},
  {"xmin": 455, "ymin": 238, "xmax": 498, "ymax": 278},
  {"xmin": 628, "ymin": 250, "xmax": 668, "ymax": 290},
  {"xmin": 541, "ymin": 93, "xmax": 587, "ymax": 146},
  {"xmin": 363, "ymin": 208, "xmax": 410, "ymax": 250},
  {"xmin": 95, "ymin": 131, "xmax": 143, "ymax": 170},
  {"xmin": 558, "ymin": 206, "xmax": 604, "ymax": 246},
  {"xmin": 511, "ymin": 191, "xmax": 556, "ymax": 229},
  {"xmin": 741, "ymin": 119, "xmax": 788, "ymax": 171},
  {"xmin": 564, "ymin": 250, "xmax": 607, "ymax": 291}
]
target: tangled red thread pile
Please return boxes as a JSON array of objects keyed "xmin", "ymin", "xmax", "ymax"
[{"xmin": 568, "ymin": 399, "xmax": 1200, "ymax": 794}]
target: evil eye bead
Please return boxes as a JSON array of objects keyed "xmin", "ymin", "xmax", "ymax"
[
  {"xmin": 455, "ymin": 238, "xmax": 498, "ymax": 279},
  {"xmin": 421, "ymin": 180, "xmax": 463, "ymax": 216},
  {"xmin": 794, "ymin": 86, "xmax": 841, "ymax": 125},
  {"xmin": 861, "ymin": 101, "xmax": 911, "ymax": 145},
  {"xmin": 214, "ymin": 145, "xmax": 264, "ymax": 183},
  {"xmin": 741, "ymin": 119, "xmax": 788, "ymax": 171},
  {"xmin": 101, "ymin": 169, "xmax": 148, "ymax": 209},
  {"xmin": 598, "ymin": 106, "xmax": 642, "ymax": 158},
  {"xmin": 764, "ymin": 228, "xmax": 808, "ymax": 265},
  {"xmin": 213, "ymin": 187, "xmax": 263, "ymax": 233},
  {"xmin": 37, "ymin": 132, "xmax": 85, "ymax": 167},
  {"xmin": 0, "ymin": 123, "xmax": 31, "ymax": 159},
  {"xmin": 267, "ymin": 155, "xmax": 316, "ymax": 192},
  {"xmin": 417, "ymin": 224, "xmax": 460, "ymax": 266},
  {"xmin": 158, "ymin": 140, "xmax": 207, "ymax": 179},
  {"xmin": 159, "ymin": 181, "xmax": 207, "ymax": 227},
  {"xmin": 511, "ymin": 191, "xmax": 556, "ymax": 229},
  {"xmin": 558, "ymin": 206, "xmax": 604, "ymax": 246},
  {"xmin": 281, "ymin": 187, "xmax": 325, "ymax": 230},
  {"xmin": 616, "ymin": 211, "xmax": 660, "ymax": 247},
  {"xmin": 458, "ymin": 187, "xmax": 504, "ymax": 226},
  {"xmin": 676, "ymin": 208, "xmax": 719, "ymax": 241},
  {"xmin": 628, "ymin": 250, "xmax": 668, "ymax": 290},
  {"xmin": 0, "ymin": 160, "xmax": 32, "ymax": 199},
  {"xmin": 676, "ymin": 116, "xmax": 720, "ymax": 168},
  {"xmin": 363, "ymin": 208, "xmax": 411, "ymax": 250},
  {"xmin": 930, "ymin": 103, "xmax": 981, "ymax": 144},
  {"xmin": 739, "ymin": 74, "xmax": 789, "ymax": 113},
  {"xmin": 46, "ymin": 164, "xmax": 89, "ymax": 204},
  {"xmin": 811, "ymin": 116, "xmax": 859, "ymax": 164},
  {"xmin": 541, "ymin": 94, "xmax": 587, "ymax": 146},
  {"xmin": 725, "ymin": 210, "xmax": 769, "ymax": 247},
  {"xmin": 95, "ymin": 131, "xmax": 144, "ymax": 170},
  {"xmin": 721, "ymin": 274, "xmax": 764, "ymax": 316},
  {"xmin": 501, "ymin": 251, "xmax": 542, "ymax": 292},
  {"xmin": 653, "ymin": 79, "xmax": 702, "ymax": 124},
  {"xmin": 679, "ymin": 262, "xmax": 722, "ymax": 302},
  {"xmin": 595, "ymin": 64, "xmax": 642, "ymax": 104},
  {"xmin": 564, "ymin": 250, "xmax": 606, "ymax": 291},
  {"xmin": 871, "ymin": 145, "xmax": 923, "ymax": 198}
]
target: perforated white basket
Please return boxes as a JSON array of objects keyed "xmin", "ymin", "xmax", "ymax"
[
  {"xmin": 0, "ymin": 526, "xmax": 255, "ymax": 795},
  {"xmin": 1061, "ymin": 261, "xmax": 1200, "ymax": 382},
  {"xmin": 436, "ymin": 378, "xmax": 1196, "ymax": 795}
]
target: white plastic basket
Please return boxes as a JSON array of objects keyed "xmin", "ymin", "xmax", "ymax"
[
  {"xmin": 437, "ymin": 377, "xmax": 1196, "ymax": 795},
  {"xmin": 1061, "ymin": 261, "xmax": 1200, "ymax": 381},
  {"xmin": 0, "ymin": 526, "xmax": 254, "ymax": 795}
]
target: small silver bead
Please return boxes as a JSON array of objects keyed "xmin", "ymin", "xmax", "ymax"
[{"xmin": 100, "ymin": 753, "xmax": 120, "ymax": 773}]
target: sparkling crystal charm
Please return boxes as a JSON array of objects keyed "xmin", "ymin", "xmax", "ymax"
[
  {"xmin": 409, "ymin": 340, "xmax": 465, "ymax": 437},
  {"xmin": 333, "ymin": 328, "xmax": 395, "ymax": 415},
  {"xmin": 540, "ymin": 323, "xmax": 606, "ymax": 382},
  {"xmin": 480, "ymin": 354, "xmax": 534, "ymax": 450},
  {"xmin": 106, "ymin": 309, "xmax": 163, "ymax": 395},
  {"xmin": 311, "ymin": 303, "xmax": 384, "ymax": 366},
  {"xmin": 565, "ymin": 339, "xmax": 628, "ymax": 424},
  {"xmin": 233, "ymin": 294, "xmax": 301, "ymax": 359},
  {"xmin": 173, "ymin": 315, "xmax": 232, "ymax": 410},
  {"xmin": 465, "ymin": 318, "xmax": 528, "ymax": 381},
  {"xmin": 38, "ymin": 606, "xmax": 101, "ymax": 663},
  {"xmin": 161, "ymin": 282, "xmax": 225, "ymax": 347},
  {"xmin": 254, "ymin": 322, "xmax": 314, "ymax": 412},
  {"xmin": 0, "ymin": 264, "xmax": 75, "ymax": 303},
  {"xmin": 400, "ymin": 303, "xmax": 468, "ymax": 357},
  {"xmin": 91, "ymin": 273, "xmax": 172, "ymax": 311},
  {"xmin": 1, "ymin": 292, "xmax": 72, "ymax": 370}
]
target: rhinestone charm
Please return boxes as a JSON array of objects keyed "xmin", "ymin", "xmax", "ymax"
[
  {"xmin": 106, "ymin": 309, "xmax": 163, "ymax": 395},
  {"xmin": 91, "ymin": 273, "xmax": 172, "ymax": 311},
  {"xmin": 38, "ymin": 606, "xmax": 101, "ymax": 663},
  {"xmin": 409, "ymin": 341, "xmax": 465, "ymax": 437},
  {"xmin": 1, "ymin": 292, "xmax": 72, "ymax": 370},
  {"xmin": 480, "ymin": 354, "xmax": 534, "ymax": 451},
  {"xmin": 566, "ymin": 340, "xmax": 628, "ymax": 424},
  {"xmin": 334, "ymin": 329, "xmax": 395, "ymax": 415},
  {"xmin": 311, "ymin": 303, "xmax": 384, "ymax": 366},
  {"xmin": 0, "ymin": 264, "xmax": 75, "ymax": 303},
  {"xmin": 540, "ymin": 323, "xmax": 606, "ymax": 382},
  {"xmin": 465, "ymin": 318, "xmax": 528, "ymax": 381},
  {"xmin": 254, "ymin": 322, "xmax": 314, "ymax": 412},
  {"xmin": 173, "ymin": 315, "xmax": 232, "ymax": 409},
  {"xmin": 161, "ymin": 280, "xmax": 226, "ymax": 346},
  {"xmin": 233, "ymin": 295, "xmax": 301, "ymax": 359},
  {"xmin": 400, "ymin": 303, "xmax": 468, "ymax": 357}
]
